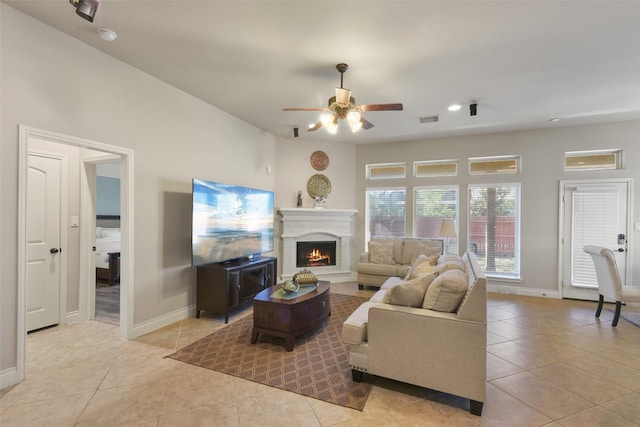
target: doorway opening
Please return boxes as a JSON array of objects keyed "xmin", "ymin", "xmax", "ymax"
[
  {"xmin": 558, "ymin": 179, "xmax": 631, "ymax": 301},
  {"xmin": 17, "ymin": 126, "xmax": 134, "ymax": 385}
]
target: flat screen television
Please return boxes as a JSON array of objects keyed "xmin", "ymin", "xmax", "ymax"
[{"xmin": 191, "ymin": 179, "xmax": 274, "ymax": 266}]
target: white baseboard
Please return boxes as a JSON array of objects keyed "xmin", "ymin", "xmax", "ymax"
[
  {"xmin": 488, "ymin": 283, "xmax": 560, "ymax": 299},
  {"xmin": 64, "ymin": 310, "xmax": 80, "ymax": 324},
  {"xmin": 131, "ymin": 304, "xmax": 196, "ymax": 338},
  {"xmin": 0, "ymin": 367, "xmax": 22, "ymax": 390}
]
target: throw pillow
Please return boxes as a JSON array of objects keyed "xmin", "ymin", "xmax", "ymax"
[
  {"xmin": 438, "ymin": 253, "xmax": 462, "ymax": 265},
  {"xmin": 383, "ymin": 273, "xmax": 437, "ymax": 307},
  {"xmin": 405, "ymin": 259, "xmax": 437, "ymax": 280},
  {"xmin": 404, "ymin": 254, "xmax": 428, "ymax": 279},
  {"xmin": 372, "ymin": 238, "xmax": 403, "ymax": 264},
  {"xmin": 368, "ymin": 241, "xmax": 395, "ymax": 264},
  {"xmin": 433, "ymin": 259, "xmax": 465, "ymax": 274},
  {"xmin": 423, "ymin": 270, "xmax": 469, "ymax": 312},
  {"xmin": 411, "ymin": 243, "xmax": 442, "ymax": 264}
]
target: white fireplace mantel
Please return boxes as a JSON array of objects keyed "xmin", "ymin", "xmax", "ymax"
[{"xmin": 278, "ymin": 208, "xmax": 358, "ymax": 282}]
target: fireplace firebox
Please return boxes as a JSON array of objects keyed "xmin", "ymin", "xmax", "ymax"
[{"xmin": 296, "ymin": 241, "xmax": 336, "ymax": 267}]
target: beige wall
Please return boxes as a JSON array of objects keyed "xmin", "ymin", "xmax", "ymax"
[
  {"xmin": 356, "ymin": 121, "xmax": 640, "ymax": 294},
  {"xmin": 1, "ymin": 5, "xmax": 275, "ymax": 376},
  {"xmin": 273, "ymin": 138, "xmax": 358, "ymax": 278}
]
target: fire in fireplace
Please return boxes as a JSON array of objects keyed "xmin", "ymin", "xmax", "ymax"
[{"xmin": 296, "ymin": 241, "xmax": 336, "ymax": 267}]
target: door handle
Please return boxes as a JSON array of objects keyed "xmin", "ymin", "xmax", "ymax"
[
  {"xmin": 50, "ymin": 248, "xmax": 59, "ymax": 254},
  {"xmin": 617, "ymin": 248, "xmax": 625, "ymax": 252}
]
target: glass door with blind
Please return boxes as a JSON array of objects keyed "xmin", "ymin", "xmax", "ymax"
[{"xmin": 560, "ymin": 180, "xmax": 630, "ymax": 300}]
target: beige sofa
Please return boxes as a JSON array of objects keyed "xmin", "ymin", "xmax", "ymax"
[
  {"xmin": 343, "ymin": 251, "xmax": 487, "ymax": 415},
  {"xmin": 357, "ymin": 237, "xmax": 443, "ymax": 289}
]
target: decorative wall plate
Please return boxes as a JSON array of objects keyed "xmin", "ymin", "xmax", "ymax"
[
  {"xmin": 310, "ymin": 151, "xmax": 329, "ymax": 171},
  {"xmin": 307, "ymin": 174, "xmax": 332, "ymax": 199}
]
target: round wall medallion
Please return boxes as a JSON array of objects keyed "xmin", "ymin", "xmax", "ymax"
[
  {"xmin": 307, "ymin": 174, "xmax": 332, "ymax": 199},
  {"xmin": 310, "ymin": 151, "xmax": 329, "ymax": 171}
]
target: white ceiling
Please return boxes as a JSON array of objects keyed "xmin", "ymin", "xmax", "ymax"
[{"xmin": 6, "ymin": 0, "xmax": 640, "ymax": 144}]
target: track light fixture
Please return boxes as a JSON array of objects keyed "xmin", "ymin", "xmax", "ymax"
[{"xmin": 69, "ymin": 0, "xmax": 99, "ymax": 22}]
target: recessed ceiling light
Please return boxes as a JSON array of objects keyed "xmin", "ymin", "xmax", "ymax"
[
  {"xmin": 448, "ymin": 104, "xmax": 462, "ymax": 112},
  {"xmin": 549, "ymin": 117, "xmax": 560, "ymax": 123},
  {"xmin": 97, "ymin": 28, "xmax": 117, "ymax": 42}
]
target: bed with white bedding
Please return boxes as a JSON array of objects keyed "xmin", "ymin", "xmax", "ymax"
[{"xmin": 96, "ymin": 226, "xmax": 120, "ymax": 286}]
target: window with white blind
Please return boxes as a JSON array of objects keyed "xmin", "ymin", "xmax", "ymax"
[
  {"xmin": 571, "ymin": 189, "xmax": 620, "ymax": 287},
  {"xmin": 365, "ymin": 188, "xmax": 406, "ymax": 241},
  {"xmin": 468, "ymin": 183, "xmax": 521, "ymax": 278},
  {"xmin": 414, "ymin": 186, "xmax": 459, "ymax": 253}
]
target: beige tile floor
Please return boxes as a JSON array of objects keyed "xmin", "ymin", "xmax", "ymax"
[{"xmin": 1, "ymin": 282, "xmax": 639, "ymax": 426}]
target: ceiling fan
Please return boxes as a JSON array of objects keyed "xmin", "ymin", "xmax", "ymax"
[{"xmin": 283, "ymin": 63, "xmax": 403, "ymax": 134}]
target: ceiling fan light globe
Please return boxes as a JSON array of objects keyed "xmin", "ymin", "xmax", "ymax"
[
  {"xmin": 349, "ymin": 121, "xmax": 362, "ymax": 133},
  {"xmin": 325, "ymin": 123, "xmax": 338, "ymax": 135},
  {"xmin": 347, "ymin": 111, "xmax": 361, "ymax": 124},
  {"xmin": 320, "ymin": 113, "xmax": 334, "ymax": 126}
]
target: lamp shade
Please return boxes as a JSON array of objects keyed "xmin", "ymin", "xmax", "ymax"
[{"xmin": 439, "ymin": 219, "xmax": 457, "ymax": 238}]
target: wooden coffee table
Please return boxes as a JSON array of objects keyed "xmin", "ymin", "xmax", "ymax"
[{"xmin": 251, "ymin": 281, "xmax": 330, "ymax": 351}]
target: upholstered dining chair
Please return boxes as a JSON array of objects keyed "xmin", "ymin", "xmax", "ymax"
[{"xmin": 583, "ymin": 245, "xmax": 640, "ymax": 326}]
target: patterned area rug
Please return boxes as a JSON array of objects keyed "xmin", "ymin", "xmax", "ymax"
[{"xmin": 168, "ymin": 293, "xmax": 373, "ymax": 410}]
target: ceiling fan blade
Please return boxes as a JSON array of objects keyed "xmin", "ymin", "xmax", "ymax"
[
  {"xmin": 335, "ymin": 87, "xmax": 351, "ymax": 107},
  {"xmin": 307, "ymin": 121, "xmax": 323, "ymax": 131},
  {"xmin": 358, "ymin": 103, "xmax": 404, "ymax": 112},
  {"xmin": 360, "ymin": 117, "xmax": 374, "ymax": 130},
  {"xmin": 283, "ymin": 107, "xmax": 331, "ymax": 111}
]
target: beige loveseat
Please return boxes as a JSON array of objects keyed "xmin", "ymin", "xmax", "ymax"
[
  {"xmin": 357, "ymin": 237, "xmax": 443, "ymax": 289},
  {"xmin": 343, "ymin": 251, "xmax": 487, "ymax": 415}
]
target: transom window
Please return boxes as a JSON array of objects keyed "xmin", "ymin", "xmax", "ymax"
[
  {"xmin": 367, "ymin": 163, "xmax": 406, "ymax": 180},
  {"xmin": 469, "ymin": 155, "xmax": 520, "ymax": 175},
  {"xmin": 565, "ymin": 149, "xmax": 621, "ymax": 171},
  {"xmin": 414, "ymin": 160, "xmax": 458, "ymax": 178}
]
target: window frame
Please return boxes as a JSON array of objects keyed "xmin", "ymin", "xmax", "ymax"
[
  {"xmin": 467, "ymin": 182, "xmax": 521, "ymax": 279},
  {"xmin": 366, "ymin": 162, "xmax": 407, "ymax": 180},
  {"xmin": 413, "ymin": 185, "xmax": 459, "ymax": 253},
  {"xmin": 365, "ymin": 187, "xmax": 407, "ymax": 242},
  {"xmin": 413, "ymin": 160, "xmax": 459, "ymax": 178},
  {"xmin": 564, "ymin": 149, "xmax": 622, "ymax": 171},
  {"xmin": 468, "ymin": 155, "xmax": 521, "ymax": 175}
]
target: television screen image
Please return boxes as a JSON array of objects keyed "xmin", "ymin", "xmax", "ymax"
[{"xmin": 192, "ymin": 179, "xmax": 274, "ymax": 266}]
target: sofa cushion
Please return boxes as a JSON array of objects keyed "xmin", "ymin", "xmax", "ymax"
[
  {"xmin": 383, "ymin": 273, "xmax": 437, "ymax": 307},
  {"xmin": 411, "ymin": 244, "xmax": 442, "ymax": 264},
  {"xmin": 401, "ymin": 240, "xmax": 422, "ymax": 265},
  {"xmin": 423, "ymin": 270, "xmax": 469, "ymax": 312},
  {"xmin": 369, "ymin": 241, "xmax": 396, "ymax": 264},
  {"xmin": 357, "ymin": 262, "xmax": 400, "ymax": 277}
]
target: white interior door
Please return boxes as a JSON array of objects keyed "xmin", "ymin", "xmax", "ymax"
[
  {"xmin": 27, "ymin": 153, "xmax": 62, "ymax": 331},
  {"xmin": 561, "ymin": 181, "xmax": 629, "ymax": 300}
]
